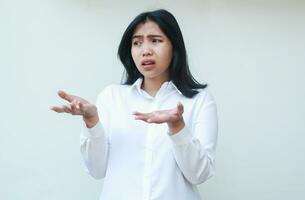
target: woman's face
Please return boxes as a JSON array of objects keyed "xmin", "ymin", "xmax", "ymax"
[{"xmin": 131, "ymin": 20, "xmax": 173, "ymax": 82}]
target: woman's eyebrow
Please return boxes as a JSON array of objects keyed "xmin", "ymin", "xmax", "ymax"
[
  {"xmin": 147, "ymin": 34, "xmax": 163, "ymax": 38},
  {"xmin": 132, "ymin": 34, "xmax": 163, "ymax": 40},
  {"xmin": 132, "ymin": 35, "xmax": 142, "ymax": 40}
]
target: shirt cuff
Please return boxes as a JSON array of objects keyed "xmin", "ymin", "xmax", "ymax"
[
  {"xmin": 168, "ymin": 125, "xmax": 192, "ymax": 146},
  {"xmin": 82, "ymin": 121, "xmax": 105, "ymax": 138}
]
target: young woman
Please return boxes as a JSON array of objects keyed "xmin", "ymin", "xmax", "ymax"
[{"xmin": 51, "ymin": 9, "xmax": 218, "ymax": 200}]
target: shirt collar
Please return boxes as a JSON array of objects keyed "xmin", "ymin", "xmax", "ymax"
[
  {"xmin": 130, "ymin": 78, "xmax": 144, "ymax": 95},
  {"xmin": 131, "ymin": 78, "xmax": 182, "ymax": 97},
  {"xmin": 167, "ymin": 81, "xmax": 182, "ymax": 95}
]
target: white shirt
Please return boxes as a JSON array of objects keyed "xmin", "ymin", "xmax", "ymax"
[{"xmin": 80, "ymin": 78, "xmax": 218, "ymax": 200}]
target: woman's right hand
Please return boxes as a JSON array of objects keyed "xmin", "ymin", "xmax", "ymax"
[{"xmin": 51, "ymin": 90, "xmax": 99, "ymax": 128}]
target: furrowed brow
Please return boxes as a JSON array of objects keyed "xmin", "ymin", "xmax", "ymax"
[
  {"xmin": 132, "ymin": 35, "xmax": 142, "ymax": 40},
  {"xmin": 147, "ymin": 34, "xmax": 163, "ymax": 38}
]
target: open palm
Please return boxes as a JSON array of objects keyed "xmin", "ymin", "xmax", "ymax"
[
  {"xmin": 51, "ymin": 90, "xmax": 98, "ymax": 127},
  {"xmin": 133, "ymin": 102, "xmax": 184, "ymax": 124}
]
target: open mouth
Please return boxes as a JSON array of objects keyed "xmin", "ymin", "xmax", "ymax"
[{"xmin": 141, "ymin": 60, "xmax": 155, "ymax": 69}]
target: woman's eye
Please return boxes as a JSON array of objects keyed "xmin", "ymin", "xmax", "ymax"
[
  {"xmin": 152, "ymin": 39, "xmax": 161, "ymax": 43},
  {"xmin": 133, "ymin": 41, "xmax": 141, "ymax": 46}
]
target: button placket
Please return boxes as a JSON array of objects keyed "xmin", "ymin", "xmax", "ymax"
[{"xmin": 142, "ymin": 98, "xmax": 159, "ymax": 200}]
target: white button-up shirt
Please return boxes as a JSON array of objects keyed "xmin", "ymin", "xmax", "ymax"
[{"xmin": 80, "ymin": 78, "xmax": 218, "ymax": 200}]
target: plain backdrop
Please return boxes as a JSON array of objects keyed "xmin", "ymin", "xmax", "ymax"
[{"xmin": 0, "ymin": 0, "xmax": 304, "ymax": 199}]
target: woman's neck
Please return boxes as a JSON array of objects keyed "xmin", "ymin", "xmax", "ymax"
[{"xmin": 141, "ymin": 76, "xmax": 169, "ymax": 97}]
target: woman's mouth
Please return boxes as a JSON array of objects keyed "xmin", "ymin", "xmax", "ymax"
[{"xmin": 141, "ymin": 60, "xmax": 156, "ymax": 70}]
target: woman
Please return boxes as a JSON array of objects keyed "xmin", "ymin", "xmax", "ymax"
[{"xmin": 51, "ymin": 9, "xmax": 218, "ymax": 200}]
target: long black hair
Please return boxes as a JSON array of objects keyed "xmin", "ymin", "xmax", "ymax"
[{"xmin": 118, "ymin": 9, "xmax": 207, "ymax": 98}]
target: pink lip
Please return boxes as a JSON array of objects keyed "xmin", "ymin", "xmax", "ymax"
[
  {"xmin": 141, "ymin": 59, "xmax": 155, "ymax": 65},
  {"xmin": 141, "ymin": 59, "xmax": 156, "ymax": 70},
  {"xmin": 142, "ymin": 63, "xmax": 155, "ymax": 70}
]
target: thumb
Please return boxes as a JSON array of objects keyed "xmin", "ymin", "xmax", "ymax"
[{"xmin": 177, "ymin": 102, "xmax": 184, "ymax": 114}]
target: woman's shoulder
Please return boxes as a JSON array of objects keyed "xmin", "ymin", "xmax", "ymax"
[{"xmin": 194, "ymin": 87, "xmax": 216, "ymax": 104}]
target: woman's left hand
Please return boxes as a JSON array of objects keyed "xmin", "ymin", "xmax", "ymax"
[{"xmin": 133, "ymin": 102, "xmax": 185, "ymax": 134}]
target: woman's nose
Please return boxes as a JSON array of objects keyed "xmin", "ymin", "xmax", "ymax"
[
  {"xmin": 142, "ymin": 48, "xmax": 153, "ymax": 56},
  {"xmin": 141, "ymin": 42, "xmax": 153, "ymax": 56}
]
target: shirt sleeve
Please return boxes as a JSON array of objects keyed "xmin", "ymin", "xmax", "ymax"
[
  {"xmin": 79, "ymin": 86, "xmax": 112, "ymax": 179},
  {"xmin": 168, "ymin": 91, "xmax": 218, "ymax": 185}
]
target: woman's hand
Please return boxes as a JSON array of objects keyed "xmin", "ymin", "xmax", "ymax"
[
  {"xmin": 51, "ymin": 90, "xmax": 99, "ymax": 128},
  {"xmin": 133, "ymin": 102, "xmax": 185, "ymax": 134}
]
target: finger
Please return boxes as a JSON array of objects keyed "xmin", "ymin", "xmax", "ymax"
[
  {"xmin": 177, "ymin": 102, "xmax": 184, "ymax": 114},
  {"xmin": 79, "ymin": 102, "xmax": 85, "ymax": 112},
  {"xmin": 70, "ymin": 104, "xmax": 80, "ymax": 115},
  {"xmin": 138, "ymin": 116, "xmax": 162, "ymax": 124},
  {"xmin": 70, "ymin": 99, "xmax": 80, "ymax": 109},
  {"xmin": 134, "ymin": 115, "xmax": 148, "ymax": 120},
  {"xmin": 133, "ymin": 112, "xmax": 150, "ymax": 119},
  {"xmin": 70, "ymin": 103, "xmax": 77, "ymax": 111},
  {"xmin": 57, "ymin": 90, "xmax": 74, "ymax": 103},
  {"xmin": 63, "ymin": 105, "xmax": 72, "ymax": 113},
  {"xmin": 71, "ymin": 99, "xmax": 78, "ymax": 105},
  {"xmin": 70, "ymin": 104, "xmax": 82, "ymax": 115},
  {"xmin": 75, "ymin": 100, "xmax": 81, "ymax": 109},
  {"xmin": 134, "ymin": 113, "xmax": 159, "ymax": 123},
  {"xmin": 70, "ymin": 103, "xmax": 75, "ymax": 110},
  {"xmin": 132, "ymin": 111, "xmax": 145, "ymax": 115},
  {"xmin": 134, "ymin": 114, "xmax": 152, "ymax": 123},
  {"xmin": 50, "ymin": 106, "xmax": 65, "ymax": 113}
]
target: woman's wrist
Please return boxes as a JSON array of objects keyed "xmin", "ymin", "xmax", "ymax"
[
  {"xmin": 167, "ymin": 118, "xmax": 185, "ymax": 135},
  {"xmin": 84, "ymin": 115, "xmax": 99, "ymax": 128}
]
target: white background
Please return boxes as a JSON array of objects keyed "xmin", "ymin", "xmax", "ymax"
[{"xmin": 0, "ymin": 0, "xmax": 304, "ymax": 199}]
